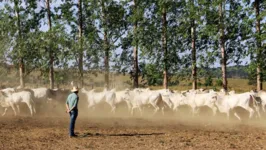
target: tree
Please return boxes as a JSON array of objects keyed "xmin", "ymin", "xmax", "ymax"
[
  {"xmin": 78, "ymin": 0, "xmax": 84, "ymax": 87},
  {"xmin": 190, "ymin": 0, "xmax": 197, "ymax": 90},
  {"xmin": 136, "ymin": 0, "xmax": 183, "ymax": 88},
  {"xmin": 161, "ymin": 2, "xmax": 168, "ymax": 89},
  {"xmin": 14, "ymin": 0, "xmax": 25, "ymax": 88},
  {"xmin": 255, "ymin": 0, "xmax": 262, "ymax": 91},
  {"xmin": 46, "ymin": 0, "xmax": 55, "ymax": 89},
  {"xmin": 198, "ymin": 0, "xmax": 247, "ymax": 91},
  {"xmin": 219, "ymin": 1, "xmax": 227, "ymax": 91},
  {"xmin": 0, "ymin": 0, "xmax": 51, "ymax": 87},
  {"xmin": 97, "ymin": 0, "xmax": 127, "ymax": 89},
  {"xmin": 132, "ymin": 0, "xmax": 139, "ymax": 88},
  {"xmin": 100, "ymin": 0, "xmax": 110, "ymax": 89}
]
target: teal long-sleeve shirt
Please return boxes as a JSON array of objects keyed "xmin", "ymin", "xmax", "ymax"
[{"xmin": 66, "ymin": 93, "xmax": 79, "ymax": 110}]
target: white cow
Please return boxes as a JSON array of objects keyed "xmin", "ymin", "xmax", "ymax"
[
  {"xmin": 0, "ymin": 91, "xmax": 36, "ymax": 116},
  {"xmin": 31, "ymin": 88, "xmax": 54, "ymax": 103},
  {"xmin": 184, "ymin": 92, "xmax": 218, "ymax": 116},
  {"xmin": 125, "ymin": 89, "xmax": 164, "ymax": 116},
  {"xmin": 149, "ymin": 89, "xmax": 174, "ymax": 109},
  {"xmin": 0, "ymin": 96, "xmax": 16, "ymax": 116},
  {"xmin": 0, "ymin": 88, "xmax": 17, "ymax": 116},
  {"xmin": 80, "ymin": 88, "xmax": 117, "ymax": 113},
  {"xmin": 216, "ymin": 92, "xmax": 261, "ymax": 120},
  {"xmin": 114, "ymin": 90, "xmax": 132, "ymax": 113},
  {"xmin": 1, "ymin": 88, "xmax": 16, "ymax": 94},
  {"xmin": 22, "ymin": 87, "xmax": 55, "ymax": 114},
  {"xmin": 168, "ymin": 92, "xmax": 187, "ymax": 111}
]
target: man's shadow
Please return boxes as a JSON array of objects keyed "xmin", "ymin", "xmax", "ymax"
[{"xmin": 78, "ymin": 132, "xmax": 165, "ymax": 138}]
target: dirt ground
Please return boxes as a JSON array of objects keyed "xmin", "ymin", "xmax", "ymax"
[{"xmin": 1, "ymin": 108, "xmax": 266, "ymax": 150}]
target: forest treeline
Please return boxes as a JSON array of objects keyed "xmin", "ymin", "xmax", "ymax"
[{"xmin": 0, "ymin": 0, "xmax": 265, "ymax": 90}]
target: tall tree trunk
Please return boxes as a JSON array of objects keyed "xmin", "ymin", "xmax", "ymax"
[
  {"xmin": 133, "ymin": 0, "xmax": 138, "ymax": 88},
  {"xmin": 46, "ymin": 0, "xmax": 54, "ymax": 89},
  {"xmin": 162, "ymin": 6, "xmax": 168, "ymax": 89},
  {"xmin": 255, "ymin": 0, "xmax": 262, "ymax": 91},
  {"xmin": 78, "ymin": 0, "xmax": 84, "ymax": 88},
  {"xmin": 15, "ymin": 0, "xmax": 24, "ymax": 88},
  {"xmin": 191, "ymin": 0, "xmax": 197, "ymax": 90},
  {"xmin": 104, "ymin": 30, "xmax": 109, "ymax": 89},
  {"xmin": 219, "ymin": 2, "xmax": 227, "ymax": 91},
  {"xmin": 101, "ymin": 1, "xmax": 109, "ymax": 89}
]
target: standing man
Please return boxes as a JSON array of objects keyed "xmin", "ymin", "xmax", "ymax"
[{"xmin": 66, "ymin": 86, "xmax": 79, "ymax": 138}]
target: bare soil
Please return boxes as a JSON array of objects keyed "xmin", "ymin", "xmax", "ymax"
[{"xmin": 1, "ymin": 111, "xmax": 266, "ymax": 150}]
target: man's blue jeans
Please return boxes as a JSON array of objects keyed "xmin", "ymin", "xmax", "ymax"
[{"xmin": 69, "ymin": 110, "xmax": 78, "ymax": 136}]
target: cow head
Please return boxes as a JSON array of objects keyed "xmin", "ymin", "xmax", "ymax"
[
  {"xmin": 209, "ymin": 93, "xmax": 218, "ymax": 104},
  {"xmin": 0, "ymin": 91, "xmax": 10, "ymax": 98},
  {"xmin": 123, "ymin": 90, "xmax": 132, "ymax": 102}
]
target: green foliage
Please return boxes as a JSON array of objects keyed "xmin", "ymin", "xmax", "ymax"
[
  {"xmin": 141, "ymin": 64, "xmax": 163, "ymax": 86},
  {"xmin": 204, "ymin": 75, "xmax": 213, "ymax": 87},
  {"xmin": 215, "ymin": 78, "xmax": 223, "ymax": 86},
  {"xmin": 198, "ymin": 82, "xmax": 202, "ymax": 87}
]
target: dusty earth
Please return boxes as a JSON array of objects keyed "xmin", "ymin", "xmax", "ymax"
[{"xmin": 1, "ymin": 107, "xmax": 266, "ymax": 150}]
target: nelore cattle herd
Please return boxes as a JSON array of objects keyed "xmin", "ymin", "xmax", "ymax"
[{"xmin": 0, "ymin": 86, "xmax": 265, "ymax": 121}]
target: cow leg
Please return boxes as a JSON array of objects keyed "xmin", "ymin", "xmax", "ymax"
[
  {"xmin": 255, "ymin": 107, "xmax": 261, "ymax": 119},
  {"xmin": 126, "ymin": 102, "xmax": 132, "ymax": 114},
  {"xmin": 247, "ymin": 107, "xmax": 255, "ymax": 119},
  {"xmin": 25, "ymin": 102, "xmax": 33, "ymax": 116},
  {"xmin": 173, "ymin": 105, "xmax": 178, "ymax": 112},
  {"xmin": 131, "ymin": 107, "xmax": 134, "ymax": 116},
  {"xmin": 33, "ymin": 105, "xmax": 36, "ymax": 114},
  {"xmin": 152, "ymin": 105, "xmax": 159, "ymax": 116},
  {"xmin": 31, "ymin": 104, "xmax": 36, "ymax": 115},
  {"xmin": 108, "ymin": 103, "xmax": 116, "ymax": 114},
  {"xmin": 16, "ymin": 105, "xmax": 20, "ymax": 114},
  {"xmin": 212, "ymin": 107, "xmax": 217, "ymax": 116},
  {"xmin": 131, "ymin": 106, "xmax": 143, "ymax": 116},
  {"xmin": 226, "ymin": 110, "xmax": 230, "ymax": 120},
  {"xmin": 257, "ymin": 111, "xmax": 261, "ymax": 118},
  {"xmin": 262, "ymin": 104, "xmax": 266, "ymax": 113},
  {"xmin": 31, "ymin": 99, "xmax": 36, "ymax": 114},
  {"xmin": 234, "ymin": 112, "xmax": 241, "ymax": 121},
  {"xmin": 195, "ymin": 108, "xmax": 200, "ymax": 116},
  {"xmin": 131, "ymin": 106, "xmax": 138, "ymax": 116},
  {"xmin": 10, "ymin": 104, "xmax": 17, "ymax": 116},
  {"xmin": 174, "ymin": 107, "xmax": 179, "ymax": 112},
  {"xmin": 110, "ymin": 106, "xmax": 116, "ymax": 114},
  {"xmin": 137, "ymin": 106, "xmax": 143, "ymax": 116},
  {"xmin": 2, "ymin": 108, "xmax": 8, "ymax": 116},
  {"xmin": 161, "ymin": 107, "xmax": 165, "ymax": 115},
  {"xmin": 191, "ymin": 107, "xmax": 196, "ymax": 116}
]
